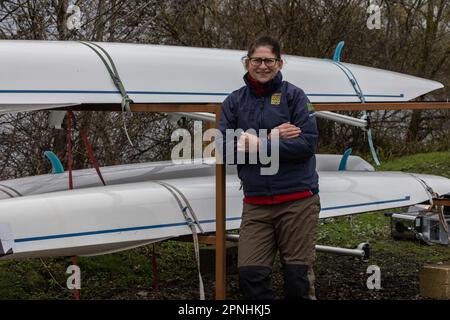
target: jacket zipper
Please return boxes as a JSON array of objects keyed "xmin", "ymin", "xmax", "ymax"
[{"xmin": 259, "ymin": 96, "xmax": 272, "ymax": 196}]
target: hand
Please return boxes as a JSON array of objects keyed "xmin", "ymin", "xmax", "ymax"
[
  {"xmin": 269, "ymin": 122, "xmax": 301, "ymax": 139},
  {"xmin": 237, "ymin": 133, "xmax": 260, "ymax": 153}
]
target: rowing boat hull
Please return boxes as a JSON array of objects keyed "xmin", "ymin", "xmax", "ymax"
[
  {"xmin": 0, "ymin": 40, "xmax": 443, "ymax": 113},
  {"xmin": 0, "ymin": 169, "xmax": 448, "ymax": 260},
  {"xmin": 0, "ymin": 154, "xmax": 374, "ymax": 200}
]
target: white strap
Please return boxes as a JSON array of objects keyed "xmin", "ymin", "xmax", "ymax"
[{"xmin": 154, "ymin": 181, "xmax": 205, "ymax": 300}]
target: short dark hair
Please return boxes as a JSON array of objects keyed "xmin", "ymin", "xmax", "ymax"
[{"xmin": 247, "ymin": 36, "xmax": 282, "ymax": 59}]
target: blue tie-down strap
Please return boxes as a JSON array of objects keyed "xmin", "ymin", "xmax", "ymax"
[
  {"xmin": 44, "ymin": 151, "xmax": 65, "ymax": 174},
  {"xmin": 367, "ymin": 129, "xmax": 381, "ymax": 166}
]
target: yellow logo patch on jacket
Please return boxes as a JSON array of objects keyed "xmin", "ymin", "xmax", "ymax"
[{"xmin": 271, "ymin": 93, "xmax": 282, "ymax": 105}]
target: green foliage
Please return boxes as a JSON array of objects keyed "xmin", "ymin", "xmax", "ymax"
[
  {"xmin": 0, "ymin": 241, "xmax": 202, "ymax": 299},
  {"xmin": 377, "ymin": 151, "xmax": 450, "ymax": 178},
  {"xmin": 317, "ymin": 211, "xmax": 392, "ymax": 248}
]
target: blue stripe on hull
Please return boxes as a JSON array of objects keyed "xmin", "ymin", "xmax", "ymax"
[
  {"xmin": 14, "ymin": 196, "xmax": 411, "ymax": 243},
  {"xmin": 0, "ymin": 89, "xmax": 404, "ymax": 98}
]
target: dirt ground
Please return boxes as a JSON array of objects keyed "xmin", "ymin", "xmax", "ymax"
[{"xmin": 138, "ymin": 249, "xmax": 427, "ymax": 300}]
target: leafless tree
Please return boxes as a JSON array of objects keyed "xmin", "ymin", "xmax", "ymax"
[{"xmin": 0, "ymin": 0, "xmax": 448, "ymax": 179}]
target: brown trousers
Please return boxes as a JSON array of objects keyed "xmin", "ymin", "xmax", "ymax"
[
  {"xmin": 238, "ymin": 194, "xmax": 320, "ymax": 267},
  {"xmin": 238, "ymin": 194, "xmax": 320, "ymax": 298}
]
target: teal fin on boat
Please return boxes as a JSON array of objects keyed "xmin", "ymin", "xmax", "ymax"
[
  {"xmin": 333, "ymin": 41, "xmax": 345, "ymax": 62},
  {"xmin": 338, "ymin": 148, "xmax": 352, "ymax": 171},
  {"xmin": 44, "ymin": 151, "xmax": 64, "ymax": 174}
]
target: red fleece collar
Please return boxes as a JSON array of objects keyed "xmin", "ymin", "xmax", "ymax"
[{"xmin": 246, "ymin": 74, "xmax": 268, "ymax": 97}]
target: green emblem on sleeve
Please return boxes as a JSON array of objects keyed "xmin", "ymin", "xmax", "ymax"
[{"xmin": 307, "ymin": 102, "xmax": 315, "ymax": 112}]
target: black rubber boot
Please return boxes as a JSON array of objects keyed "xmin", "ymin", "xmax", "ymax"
[
  {"xmin": 283, "ymin": 264, "xmax": 311, "ymax": 299},
  {"xmin": 239, "ymin": 266, "xmax": 275, "ymax": 300}
]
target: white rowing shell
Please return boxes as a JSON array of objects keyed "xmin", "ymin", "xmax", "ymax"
[
  {"xmin": 0, "ymin": 40, "xmax": 444, "ymax": 113},
  {"xmin": 0, "ymin": 169, "xmax": 448, "ymax": 259},
  {"xmin": 0, "ymin": 154, "xmax": 374, "ymax": 200}
]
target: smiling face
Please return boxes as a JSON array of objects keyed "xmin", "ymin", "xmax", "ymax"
[{"xmin": 246, "ymin": 45, "xmax": 283, "ymax": 84}]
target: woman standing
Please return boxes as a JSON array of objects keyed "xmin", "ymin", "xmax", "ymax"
[{"xmin": 219, "ymin": 36, "xmax": 320, "ymax": 300}]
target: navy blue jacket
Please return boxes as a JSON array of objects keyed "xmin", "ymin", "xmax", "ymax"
[{"xmin": 219, "ymin": 71, "xmax": 319, "ymax": 197}]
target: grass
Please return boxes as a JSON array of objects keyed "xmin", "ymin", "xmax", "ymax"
[
  {"xmin": 0, "ymin": 151, "xmax": 449, "ymax": 299},
  {"xmin": 377, "ymin": 151, "xmax": 450, "ymax": 178},
  {"xmin": 0, "ymin": 241, "xmax": 198, "ymax": 300}
]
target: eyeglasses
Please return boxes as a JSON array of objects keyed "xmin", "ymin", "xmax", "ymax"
[{"xmin": 248, "ymin": 57, "xmax": 280, "ymax": 67}]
